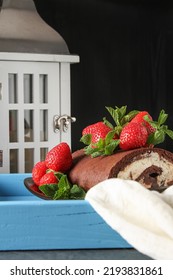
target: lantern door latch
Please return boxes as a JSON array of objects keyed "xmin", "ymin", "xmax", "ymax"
[{"xmin": 53, "ymin": 114, "xmax": 76, "ymax": 133}]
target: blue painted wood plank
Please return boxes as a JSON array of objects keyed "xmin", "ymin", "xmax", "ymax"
[{"xmin": 0, "ymin": 174, "xmax": 132, "ymax": 250}]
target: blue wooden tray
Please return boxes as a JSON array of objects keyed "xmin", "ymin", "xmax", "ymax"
[{"xmin": 0, "ymin": 173, "xmax": 131, "ymax": 251}]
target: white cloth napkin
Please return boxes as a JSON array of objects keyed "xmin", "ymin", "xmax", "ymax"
[{"xmin": 85, "ymin": 178, "xmax": 173, "ymax": 260}]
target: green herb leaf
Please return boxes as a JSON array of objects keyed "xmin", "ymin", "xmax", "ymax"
[
  {"xmin": 121, "ymin": 110, "xmax": 139, "ymax": 124},
  {"xmin": 84, "ymin": 145, "xmax": 98, "ymax": 155},
  {"xmin": 39, "ymin": 172, "xmax": 86, "ymax": 200},
  {"xmin": 165, "ymin": 129, "xmax": 173, "ymax": 140},
  {"xmin": 147, "ymin": 130, "xmax": 165, "ymax": 145},
  {"xmin": 80, "ymin": 134, "xmax": 92, "ymax": 145},
  {"xmin": 53, "ymin": 186, "xmax": 70, "ymax": 200},
  {"xmin": 158, "ymin": 110, "xmax": 168, "ymax": 125},
  {"xmin": 90, "ymin": 151, "xmax": 105, "ymax": 158},
  {"xmin": 70, "ymin": 185, "xmax": 86, "ymax": 199},
  {"xmin": 103, "ymin": 117, "xmax": 114, "ymax": 129},
  {"xmin": 53, "ymin": 174, "xmax": 71, "ymax": 200},
  {"xmin": 105, "ymin": 140, "xmax": 120, "ymax": 155},
  {"xmin": 105, "ymin": 106, "xmax": 127, "ymax": 126},
  {"xmin": 39, "ymin": 183, "xmax": 58, "ymax": 198},
  {"xmin": 105, "ymin": 130, "xmax": 116, "ymax": 145},
  {"xmin": 146, "ymin": 109, "xmax": 173, "ymax": 146}
]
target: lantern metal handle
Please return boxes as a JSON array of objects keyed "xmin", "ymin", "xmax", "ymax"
[{"xmin": 53, "ymin": 114, "xmax": 76, "ymax": 133}]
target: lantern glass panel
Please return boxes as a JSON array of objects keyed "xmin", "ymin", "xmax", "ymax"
[
  {"xmin": 10, "ymin": 149, "xmax": 18, "ymax": 173},
  {"xmin": 24, "ymin": 74, "xmax": 33, "ymax": 103},
  {"xmin": 40, "ymin": 147, "xmax": 48, "ymax": 162},
  {"xmin": 24, "ymin": 110, "xmax": 34, "ymax": 142},
  {"xmin": 39, "ymin": 74, "xmax": 48, "ymax": 103},
  {"xmin": 8, "ymin": 74, "xmax": 18, "ymax": 103},
  {"xmin": 25, "ymin": 148, "xmax": 34, "ymax": 173},
  {"xmin": 40, "ymin": 109, "xmax": 48, "ymax": 141},
  {"xmin": 9, "ymin": 110, "xmax": 18, "ymax": 142}
]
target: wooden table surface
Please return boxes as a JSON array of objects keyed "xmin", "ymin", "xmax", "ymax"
[{"xmin": 0, "ymin": 249, "xmax": 152, "ymax": 260}]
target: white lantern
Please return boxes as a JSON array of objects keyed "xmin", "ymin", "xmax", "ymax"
[{"xmin": 0, "ymin": 0, "xmax": 79, "ymax": 173}]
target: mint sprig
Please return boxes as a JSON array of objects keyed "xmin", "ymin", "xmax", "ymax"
[
  {"xmin": 146, "ymin": 109, "xmax": 173, "ymax": 145},
  {"xmin": 104, "ymin": 106, "xmax": 139, "ymax": 135},
  {"xmin": 80, "ymin": 106, "xmax": 138, "ymax": 157},
  {"xmin": 81, "ymin": 130, "xmax": 120, "ymax": 158},
  {"xmin": 81, "ymin": 106, "xmax": 173, "ymax": 158},
  {"xmin": 39, "ymin": 172, "xmax": 86, "ymax": 200}
]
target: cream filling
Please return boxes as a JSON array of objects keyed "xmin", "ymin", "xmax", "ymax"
[{"xmin": 117, "ymin": 152, "xmax": 173, "ymax": 187}]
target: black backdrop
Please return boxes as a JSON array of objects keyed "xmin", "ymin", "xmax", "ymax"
[{"xmin": 33, "ymin": 0, "xmax": 173, "ymax": 152}]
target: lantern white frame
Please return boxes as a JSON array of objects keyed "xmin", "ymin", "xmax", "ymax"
[{"xmin": 0, "ymin": 52, "xmax": 79, "ymax": 173}]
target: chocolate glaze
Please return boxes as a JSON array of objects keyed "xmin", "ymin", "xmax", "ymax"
[{"xmin": 68, "ymin": 147, "xmax": 173, "ymax": 192}]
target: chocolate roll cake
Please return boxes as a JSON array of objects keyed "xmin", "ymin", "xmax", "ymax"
[{"xmin": 68, "ymin": 147, "xmax": 173, "ymax": 192}]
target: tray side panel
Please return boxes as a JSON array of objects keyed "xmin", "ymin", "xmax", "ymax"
[
  {"xmin": 0, "ymin": 201, "xmax": 131, "ymax": 250},
  {"xmin": 0, "ymin": 173, "xmax": 32, "ymax": 196}
]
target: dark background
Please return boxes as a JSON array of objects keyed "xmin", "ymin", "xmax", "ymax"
[{"xmin": 33, "ymin": 0, "xmax": 173, "ymax": 152}]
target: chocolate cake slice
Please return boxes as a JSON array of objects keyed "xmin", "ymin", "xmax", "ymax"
[{"xmin": 68, "ymin": 147, "xmax": 173, "ymax": 192}]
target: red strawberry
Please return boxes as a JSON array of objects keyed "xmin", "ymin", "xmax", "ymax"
[
  {"xmin": 45, "ymin": 142, "xmax": 72, "ymax": 172},
  {"xmin": 31, "ymin": 184, "xmax": 41, "ymax": 193},
  {"xmin": 82, "ymin": 122, "xmax": 113, "ymax": 143},
  {"xmin": 39, "ymin": 171, "xmax": 58, "ymax": 186},
  {"xmin": 32, "ymin": 161, "xmax": 47, "ymax": 185},
  {"xmin": 119, "ymin": 122, "xmax": 148, "ymax": 150},
  {"xmin": 131, "ymin": 111, "xmax": 155, "ymax": 135}
]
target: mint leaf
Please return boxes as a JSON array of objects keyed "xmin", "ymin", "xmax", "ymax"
[
  {"xmin": 70, "ymin": 185, "xmax": 86, "ymax": 199},
  {"xmin": 103, "ymin": 117, "xmax": 114, "ymax": 129},
  {"xmin": 39, "ymin": 172, "xmax": 86, "ymax": 200},
  {"xmin": 53, "ymin": 174, "xmax": 71, "ymax": 200},
  {"xmin": 146, "ymin": 109, "xmax": 173, "ymax": 146},
  {"xmin": 121, "ymin": 110, "xmax": 139, "ymax": 124},
  {"xmin": 105, "ymin": 130, "xmax": 117, "ymax": 145},
  {"xmin": 158, "ymin": 109, "xmax": 168, "ymax": 125},
  {"xmin": 80, "ymin": 134, "xmax": 92, "ymax": 145},
  {"xmin": 165, "ymin": 129, "xmax": 173, "ymax": 140},
  {"xmin": 105, "ymin": 106, "xmax": 127, "ymax": 126},
  {"xmin": 90, "ymin": 151, "xmax": 105, "ymax": 158},
  {"xmin": 84, "ymin": 145, "xmax": 98, "ymax": 155},
  {"xmin": 147, "ymin": 130, "xmax": 165, "ymax": 145},
  {"xmin": 39, "ymin": 183, "xmax": 58, "ymax": 198},
  {"xmin": 105, "ymin": 140, "xmax": 120, "ymax": 155},
  {"xmin": 53, "ymin": 185, "xmax": 70, "ymax": 200},
  {"xmin": 105, "ymin": 106, "xmax": 139, "ymax": 127}
]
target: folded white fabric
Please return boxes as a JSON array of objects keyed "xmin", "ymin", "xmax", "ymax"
[{"xmin": 85, "ymin": 178, "xmax": 173, "ymax": 260}]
